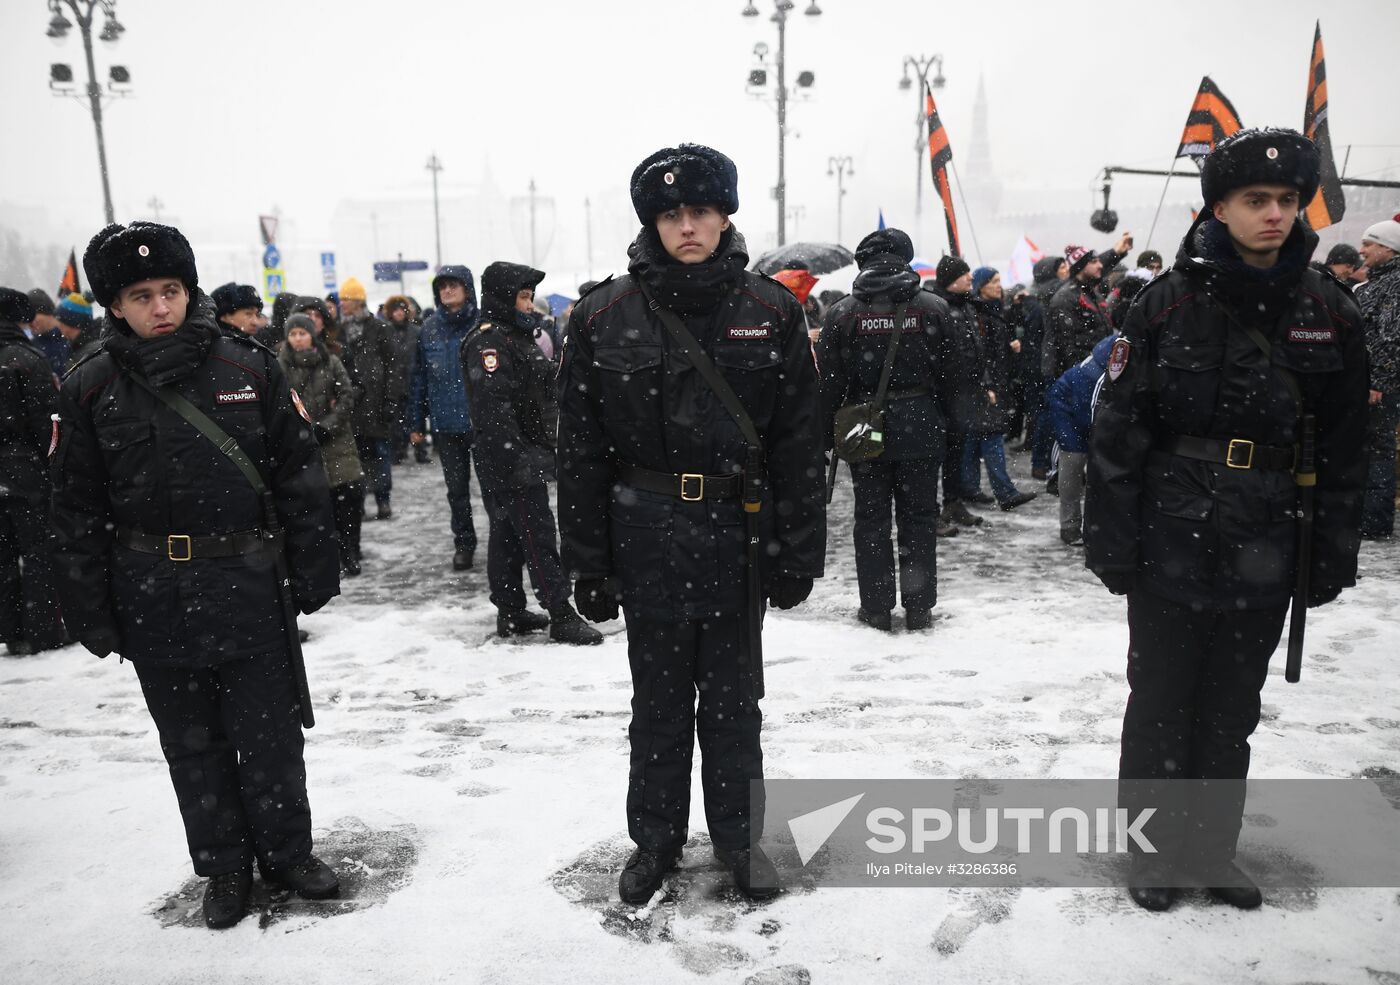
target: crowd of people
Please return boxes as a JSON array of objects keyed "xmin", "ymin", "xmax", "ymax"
[{"xmin": 0, "ymin": 128, "xmax": 1396, "ymax": 926}]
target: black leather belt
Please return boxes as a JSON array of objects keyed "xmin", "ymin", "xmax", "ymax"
[
  {"xmin": 1158, "ymin": 436, "xmax": 1296, "ymax": 471},
  {"xmin": 617, "ymin": 465, "xmax": 742, "ymax": 502},
  {"xmin": 116, "ymin": 527, "xmax": 280, "ymax": 561}
]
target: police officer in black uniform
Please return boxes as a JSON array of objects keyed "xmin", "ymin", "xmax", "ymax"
[
  {"xmin": 557, "ymin": 144, "xmax": 825, "ymax": 905},
  {"xmin": 51, "ymin": 222, "xmax": 344, "ymax": 929},
  {"xmin": 0, "ymin": 288, "xmax": 64, "ymax": 654},
  {"xmin": 1085, "ymin": 130, "xmax": 1368, "ymax": 911},
  {"xmin": 461, "ymin": 261, "xmax": 602, "ymax": 645},
  {"xmin": 817, "ymin": 228, "xmax": 954, "ymax": 632}
]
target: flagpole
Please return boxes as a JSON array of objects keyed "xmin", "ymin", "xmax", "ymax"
[
  {"xmin": 948, "ymin": 162, "xmax": 983, "ymax": 264},
  {"xmin": 1145, "ymin": 154, "xmax": 1181, "ymax": 250}
]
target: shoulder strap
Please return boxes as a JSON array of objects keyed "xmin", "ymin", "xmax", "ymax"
[
  {"xmin": 1218, "ymin": 302, "xmax": 1305, "ymax": 410},
  {"xmin": 634, "ymin": 279, "xmax": 763, "ymax": 452},
  {"xmin": 871, "ymin": 303, "xmax": 909, "ymax": 412},
  {"xmin": 127, "ymin": 373, "xmax": 269, "ymax": 495}
]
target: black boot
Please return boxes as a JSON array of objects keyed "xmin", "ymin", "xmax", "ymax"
[
  {"xmin": 1198, "ymin": 861, "xmax": 1263, "ymax": 909},
  {"xmin": 297, "ymin": 628, "xmax": 311, "ymax": 643},
  {"xmin": 376, "ymin": 502, "xmax": 392, "ymax": 521},
  {"xmin": 905, "ymin": 609, "xmax": 933, "ymax": 631},
  {"xmin": 618, "ymin": 846, "xmax": 682, "ymax": 906},
  {"xmin": 341, "ymin": 549, "xmax": 361, "ymax": 578},
  {"xmin": 548, "ymin": 603, "xmax": 604, "ymax": 645},
  {"xmin": 203, "ymin": 866, "xmax": 252, "ymax": 929},
  {"xmin": 935, "ymin": 520, "xmax": 959, "ymax": 538},
  {"xmin": 259, "ymin": 855, "xmax": 340, "ymax": 900},
  {"xmin": 965, "ymin": 491, "xmax": 995, "ymax": 505},
  {"xmin": 715, "ymin": 845, "xmax": 782, "ymax": 901},
  {"xmin": 452, "ymin": 549, "xmax": 474, "ymax": 571},
  {"xmin": 999, "ymin": 491, "xmax": 1038, "ymax": 511},
  {"xmin": 857, "ymin": 608, "xmax": 893, "ymax": 632},
  {"xmin": 942, "ymin": 500, "xmax": 983, "ymax": 527},
  {"xmin": 498, "ymin": 608, "xmax": 550, "ymax": 637},
  {"xmin": 1127, "ymin": 856, "xmax": 1176, "ymax": 912}
]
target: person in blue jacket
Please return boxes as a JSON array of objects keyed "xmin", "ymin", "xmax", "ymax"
[
  {"xmin": 408, "ymin": 265, "xmax": 480, "ymax": 570},
  {"xmin": 1046, "ymin": 333, "xmax": 1114, "ymax": 544}
]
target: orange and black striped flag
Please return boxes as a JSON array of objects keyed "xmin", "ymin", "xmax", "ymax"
[
  {"xmin": 1303, "ymin": 21, "xmax": 1346, "ymax": 230},
  {"xmin": 926, "ymin": 84, "xmax": 961, "ymax": 258},
  {"xmin": 57, "ymin": 249, "xmax": 80, "ymax": 297},
  {"xmin": 1175, "ymin": 76, "xmax": 1242, "ymax": 163}
]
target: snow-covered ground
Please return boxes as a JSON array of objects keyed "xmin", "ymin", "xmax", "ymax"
[{"xmin": 2, "ymin": 452, "xmax": 1397, "ymax": 984}]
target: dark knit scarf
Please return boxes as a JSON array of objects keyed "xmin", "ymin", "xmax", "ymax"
[
  {"xmin": 105, "ymin": 293, "xmax": 220, "ymax": 387},
  {"xmin": 627, "ymin": 225, "xmax": 749, "ymax": 315},
  {"xmin": 1188, "ymin": 215, "xmax": 1314, "ymax": 325}
]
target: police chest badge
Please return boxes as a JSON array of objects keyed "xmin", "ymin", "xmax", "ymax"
[
  {"xmin": 482, "ymin": 349, "xmax": 499, "ymax": 373},
  {"xmin": 1107, "ymin": 338, "xmax": 1131, "ymax": 382},
  {"xmin": 289, "ymin": 388, "xmax": 312, "ymax": 424}
]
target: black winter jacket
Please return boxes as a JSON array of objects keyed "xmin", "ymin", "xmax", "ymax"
[
  {"xmin": 928, "ymin": 285, "xmax": 995, "ymax": 438},
  {"xmin": 461, "ymin": 283, "xmax": 560, "ymax": 494},
  {"xmin": 0, "ymin": 322, "xmax": 57, "ymax": 505},
  {"xmin": 50, "ymin": 298, "xmax": 340, "ymax": 665},
  {"xmin": 968, "ymin": 297, "xmax": 1012, "ymax": 435},
  {"xmin": 817, "ymin": 260, "xmax": 954, "ymax": 459},
  {"xmin": 1085, "ymin": 216, "xmax": 1368, "ymax": 610},
  {"xmin": 557, "ymin": 226, "xmax": 825, "ymax": 621},
  {"xmin": 340, "ymin": 309, "xmax": 407, "ymax": 439}
]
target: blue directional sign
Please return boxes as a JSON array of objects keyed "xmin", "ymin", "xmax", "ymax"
[
  {"xmin": 320, "ymin": 251, "xmax": 336, "ymax": 292},
  {"xmin": 263, "ymin": 244, "xmax": 281, "ymax": 269},
  {"xmin": 373, "ymin": 259, "xmax": 430, "ymax": 282}
]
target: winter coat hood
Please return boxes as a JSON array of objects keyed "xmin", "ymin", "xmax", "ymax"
[{"xmin": 432, "ymin": 265, "xmax": 479, "ymax": 322}]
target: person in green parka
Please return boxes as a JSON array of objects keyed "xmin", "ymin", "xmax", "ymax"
[{"xmin": 279, "ymin": 314, "xmax": 365, "ymax": 575}]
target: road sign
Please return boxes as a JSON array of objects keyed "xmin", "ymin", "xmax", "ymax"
[
  {"xmin": 320, "ymin": 251, "xmax": 336, "ymax": 292},
  {"xmin": 263, "ymin": 244, "xmax": 281, "ymax": 269},
  {"xmin": 373, "ymin": 259, "xmax": 430, "ymax": 281},
  {"xmin": 263, "ymin": 267, "xmax": 285, "ymax": 302}
]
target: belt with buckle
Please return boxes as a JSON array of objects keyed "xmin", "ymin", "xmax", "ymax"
[
  {"xmin": 617, "ymin": 465, "xmax": 742, "ymax": 502},
  {"xmin": 1158, "ymin": 436, "xmax": 1296, "ymax": 471},
  {"xmin": 115, "ymin": 527, "xmax": 280, "ymax": 561}
]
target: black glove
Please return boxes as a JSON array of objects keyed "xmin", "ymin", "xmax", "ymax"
[
  {"xmin": 574, "ymin": 577, "xmax": 621, "ymax": 623},
  {"xmin": 1308, "ymin": 584, "xmax": 1342, "ymax": 608},
  {"xmin": 297, "ymin": 595, "xmax": 333, "ymax": 616},
  {"xmin": 768, "ymin": 576, "xmax": 813, "ymax": 610},
  {"xmin": 80, "ymin": 626, "xmax": 121, "ymax": 659},
  {"xmin": 1095, "ymin": 569, "xmax": 1135, "ymax": 596},
  {"xmin": 313, "ymin": 424, "xmax": 333, "ymax": 445}
]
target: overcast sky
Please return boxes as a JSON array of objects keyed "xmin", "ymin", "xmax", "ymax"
[{"xmin": 2, "ymin": 0, "xmax": 1397, "ymax": 289}]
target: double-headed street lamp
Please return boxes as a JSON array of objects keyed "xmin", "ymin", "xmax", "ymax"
[
  {"xmin": 826, "ymin": 155, "xmax": 853, "ymax": 244},
  {"xmin": 898, "ymin": 54, "xmax": 946, "ymax": 219},
  {"xmin": 742, "ymin": 0, "xmax": 823, "ymax": 247},
  {"xmin": 46, "ymin": 0, "xmax": 129, "ymax": 225}
]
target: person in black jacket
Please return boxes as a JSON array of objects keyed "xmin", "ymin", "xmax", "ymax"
[
  {"xmin": 1084, "ymin": 130, "xmax": 1368, "ymax": 913},
  {"xmin": 1045, "ymin": 231, "xmax": 1132, "ymax": 381},
  {"xmin": 211, "ymin": 282, "xmax": 266, "ymax": 339},
  {"xmin": 338, "ymin": 277, "xmax": 406, "ymax": 520},
  {"xmin": 557, "ymin": 144, "xmax": 825, "ymax": 906},
  {"xmin": 0, "ymin": 288, "xmax": 64, "ymax": 654},
  {"xmin": 51, "ymin": 222, "xmax": 344, "ymax": 930},
  {"xmin": 461, "ymin": 262, "xmax": 601, "ymax": 646},
  {"xmin": 926, "ymin": 257, "xmax": 989, "ymax": 528},
  {"xmin": 817, "ymin": 228, "xmax": 954, "ymax": 631}
]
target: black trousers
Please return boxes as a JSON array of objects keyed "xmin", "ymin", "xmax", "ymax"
[
  {"xmin": 331, "ymin": 480, "xmax": 364, "ymax": 562},
  {"xmin": 1118, "ymin": 590, "xmax": 1286, "ymax": 868},
  {"xmin": 624, "ymin": 616, "xmax": 764, "ymax": 854},
  {"xmin": 0, "ymin": 497, "xmax": 64, "ymax": 649},
  {"xmin": 850, "ymin": 455, "xmax": 940, "ymax": 613},
  {"xmin": 134, "ymin": 649, "xmax": 312, "ymax": 877},
  {"xmin": 435, "ymin": 433, "xmax": 479, "ymax": 555},
  {"xmin": 483, "ymin": 480, "xmax": 570, "ymax": 612}
]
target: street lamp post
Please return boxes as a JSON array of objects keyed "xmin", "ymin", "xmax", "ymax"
[
  {"xmin": 426, "ymin": 152, "xmax": 444, "ymax": 269},
  {"xmin": 46, "ymin": 0, "xmax": 128, "ymax": 225},
  {"xmin": 826, "ymin": 155, "xmax": 853, "ymax": 244},
  {"xmin": 742, "ymin": 1, "xmax": 823, "ymax": 248},
  {"xmin": 898, "ymin": 54, "xmax": 946, "ymax": 219}
]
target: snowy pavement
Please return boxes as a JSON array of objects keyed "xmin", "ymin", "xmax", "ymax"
[{"xmin": 2, "ymin": 450, "xmax": 1398, "ymax": 984}]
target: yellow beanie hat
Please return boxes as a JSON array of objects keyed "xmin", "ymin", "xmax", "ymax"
[{"xmin": 339, "ymin": 276, "xmax": 367, "ymax": 302}]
